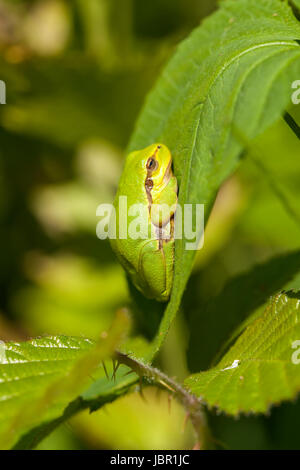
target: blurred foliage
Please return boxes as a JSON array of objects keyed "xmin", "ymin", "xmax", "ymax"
[
  {"xmin": 69, "ymin": 387, "xmax": 194, "ymax": 451},
  {"xmin": 0, "ymin": 0, "xmax": 300, "ymax": 450}
]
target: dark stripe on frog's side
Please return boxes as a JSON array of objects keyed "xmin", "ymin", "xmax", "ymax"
[
  {"xmin": 144, "ymin": 145, "xmax": 160, "ymax": 211},
  {"xmin": 144, "ymin": 145, "xmax": 176, "ymax": 250}
]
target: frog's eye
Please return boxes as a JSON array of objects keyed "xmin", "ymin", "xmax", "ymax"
[{"xmin": 146, "ymin": 157, "xmax": 158, "ymax": 172}]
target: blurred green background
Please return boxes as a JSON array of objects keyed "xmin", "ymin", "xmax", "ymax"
[{"xmin": 0, "ymin": 0, "xmax": 300, "ymax": 449}]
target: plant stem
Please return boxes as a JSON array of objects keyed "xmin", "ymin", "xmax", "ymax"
[{"xmin": 115, "ymin": 351, "xmax": 213, "ymax": 450}]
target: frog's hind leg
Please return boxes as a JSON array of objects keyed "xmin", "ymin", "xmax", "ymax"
[{"xmin": 138, "ymin": 240, "xmax": 167, "ymax": 301}]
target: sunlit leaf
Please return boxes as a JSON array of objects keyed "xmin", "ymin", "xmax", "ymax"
[
  {"xmin": 0, "ymin": 311, "xmax": 132, "ymax": 449},
  {"xmin": 185, "ymin": 292, "xmax": 300, "ymax": 415}
]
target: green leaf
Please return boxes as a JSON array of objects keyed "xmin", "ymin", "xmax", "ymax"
[
  {"xmin": 128, "ymin": 0, "xmax": 300, "ymax": 358},
  {"xmin": 187, "ymin": 250, "xmax": 300, "ymax": 372},
  {"xmin": 185, "ymin": 291, "xmax": 300, "ymax": 415},
  {"xmin": 0, "ymin": 311, "xmax": 134, "ymax": 449}
]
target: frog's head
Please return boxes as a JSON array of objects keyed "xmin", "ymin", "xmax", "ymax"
[
  {"xmin": 128, "ymin": 142, "xmax": 172, "ymax": 187},
  {"xmin": 127, "ymin": 143, "xmax": 172, "ymax": 181},
  {"xmin": 144, "ymin": 143, "xmax": 172, "ymax": 187},
  {"xmin": 144, "ymin": 144, "xmax": 176, "ymax": 209},
  {"xmin": 123, "ymin": 143, "xmax": 175, "ymax": 210}
]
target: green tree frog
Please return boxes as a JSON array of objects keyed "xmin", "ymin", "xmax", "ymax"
[{"xmin": 110, "ymin": 143, "xmax": 178, "ymax": 302}]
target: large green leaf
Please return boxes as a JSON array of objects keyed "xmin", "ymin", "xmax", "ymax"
[
  {"xmin": 185, "ymin": 291, "xmax": 300, "ymax": 415},
  {"xmin": 187, "ymin": 250, "xmax": 300, "ymax": 372},
  {"xmin": 0, "ymin": 312, "xmax": 135, "ymax": 449},
  {"xmin": 128, "ymin": 0, "xmax": 300, "ymax": 358}
]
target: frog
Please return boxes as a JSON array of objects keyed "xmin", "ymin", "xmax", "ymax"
[{"xmin": 109, "ymin": 143, "xmax": 178, "ymax": 302}]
